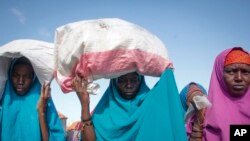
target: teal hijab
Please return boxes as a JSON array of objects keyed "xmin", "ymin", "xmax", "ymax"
[
  {"xmin": 92, "ymin": 69, "xmax": 187, "ymax": 141},
  {"xmin": 0, "ymin": 58, "xmax": 65, "ymax": 141},
  {"xmin": 179, "ymin": 82, "xmax": 207, "ymax": 111}
]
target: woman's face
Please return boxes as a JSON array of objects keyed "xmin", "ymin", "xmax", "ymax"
[
  {"xmin": 223, "ymin": 63, "xmax": 250, "ymax": 97},
  {"xmin": 11, "ymin": 64, "xmax": 34, "ymax": 96},
  {"xmin": 117, "ymin": 72, "xmax": 141, "ymax": 100}
]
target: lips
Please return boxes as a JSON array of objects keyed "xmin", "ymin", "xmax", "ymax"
[
  {"xmin": 232, "ymin": 85, "xmax": 245, "ymax": 90},
  {"xmin": 16, "ymin": 88, "xmax": 24, "ymax": 91},
  {"xmin": 16, "ymin": 85, "xmax": 25, "ymax": 91}
]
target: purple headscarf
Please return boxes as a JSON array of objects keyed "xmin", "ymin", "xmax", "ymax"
[{"xmin": 204, "ymin": 47, "xmax": 250, "ymax": 141}]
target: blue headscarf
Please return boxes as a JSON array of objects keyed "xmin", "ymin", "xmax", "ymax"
[
  {"xmin": 0, "ymin": 58, "xmax": 66, "ymax": 141},
  {"xmin": 179, "ymin": 82, "xmax": 207, "ymax": 112},
  {"xmin": 92, "ymin": 69, "xmax": 187, "ymax": 141}
]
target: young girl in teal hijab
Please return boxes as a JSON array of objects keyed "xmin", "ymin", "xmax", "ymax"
[
  {"xmin": 72, "ymin": 69, "xmax": 187, "ymax": 141},
  {"xmin": 0, "ymin": 57, "xmax": 66, "ymax": 141}
]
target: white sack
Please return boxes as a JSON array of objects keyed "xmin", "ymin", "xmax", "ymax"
[
  {"xmin": 184, "ymin": 95, "xmax": 212, "ymax": 123},
  {"xmin": 55, "ymin": 18, "xmax": 173, "ymax": 93}
]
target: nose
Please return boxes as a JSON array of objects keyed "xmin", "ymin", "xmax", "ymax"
[
  {"xmin": 17, "ymin": 76, "xmax": 24, "ymax": 84},
  {"xmin": 126, "ymin": 80, "xmax": 133, "ymax": 88},
  {"xmin": 234, "ymin": 71, "xmax": 243, "ymax": 82}
]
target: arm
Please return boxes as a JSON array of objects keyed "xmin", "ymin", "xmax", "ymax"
[
  {"xmin": 189, "ymin": 111, "xmax": 203, "ymax": 141},
  {"xmin": 189, "ymin": 106, "xmax": 205, "ymax": 141},
  {"xmin": 72, "ymin": 75, "xmax": 96, "ymax": 141},
  {"xmin": 37, "ymin": 84, "xmax": 51, "ymax": 141},
  {"xmin": 187, "ymin": 91, "xmax": 205, "ymax": 141}
]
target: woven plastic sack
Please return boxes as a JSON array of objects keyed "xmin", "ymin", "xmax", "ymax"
[
  {"xmin": 0, "ymin": 39, "xmax": 54, "ymax": 99},
  {"xmin": 55, "ymin": 18, "xmax": 173, "ymax": 93}
]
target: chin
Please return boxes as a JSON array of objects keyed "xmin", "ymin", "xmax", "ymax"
[
  {"xmin": 230, "ymin": 91, "xmax": 246, "ymax": 97},
  {"xmin": 124, "ymin": 96, "xmax": 136, "ymax": 100},
  {"xmin": 122, "ymin": 93, "xmax": 136, "ymax": 100},
  {"xmin": 16, "ymin": 91, "xmax": 28, "ymax": 96}
]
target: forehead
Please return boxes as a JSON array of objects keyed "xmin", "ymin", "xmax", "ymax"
[
  {"xmin": 12, "ymin": 64, "xmax": 34, "ymax": 73},
  {"xmin": 224, "ymin": 63, "xmax": 250, "ymax": 69},
  {"xmin": 119, "ymin": 72, "xmax": 139, "ymax": 79}
]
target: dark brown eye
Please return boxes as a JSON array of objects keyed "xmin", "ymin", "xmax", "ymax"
[
  {"xmin": 130, "ymin": 78, "xmax": 139, "ymax": 83},
  {"xmin": 224, "ymin": 68, "xmax": 234, "ymax": 75},
  {"xmin": 24, "ymin": 74, "xmax": 33, "ymax": 79},
  {"xmin": 118, "ymin": 78, "xmax": 126, "ymax": 84},
  {"xmin": 241, "ymin": 69, "xmax": 250, "ymax": 75}
]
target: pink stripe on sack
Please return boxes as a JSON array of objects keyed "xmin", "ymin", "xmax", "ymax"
[{"xmin": 57, "ymin": 49, "xmax": 173, "ymax": 93}]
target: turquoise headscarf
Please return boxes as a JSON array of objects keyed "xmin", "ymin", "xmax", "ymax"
[
  {"xmin": 0, "ymin": 58, "xmax": 66, "ymax": 141},
  {"xmin": 179, "ymin": 82, "xmax": 207, "ymax": 111},
  {"xmin": 92, "ymin": 69, "xmax": 187, "ymax": 141}
]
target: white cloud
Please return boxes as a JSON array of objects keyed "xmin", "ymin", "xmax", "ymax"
[
  {"xmin": 38, "ymin": 27, "xmax": 51, "ymax": 38},
  {"xmin": 10, "ymin": 8, "xmax": 26, "ymax": 24}
]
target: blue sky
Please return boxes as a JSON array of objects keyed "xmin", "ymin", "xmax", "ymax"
[{"xmin": 1, "ymin": 0, "xmax": 250, "ymax": 124}]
